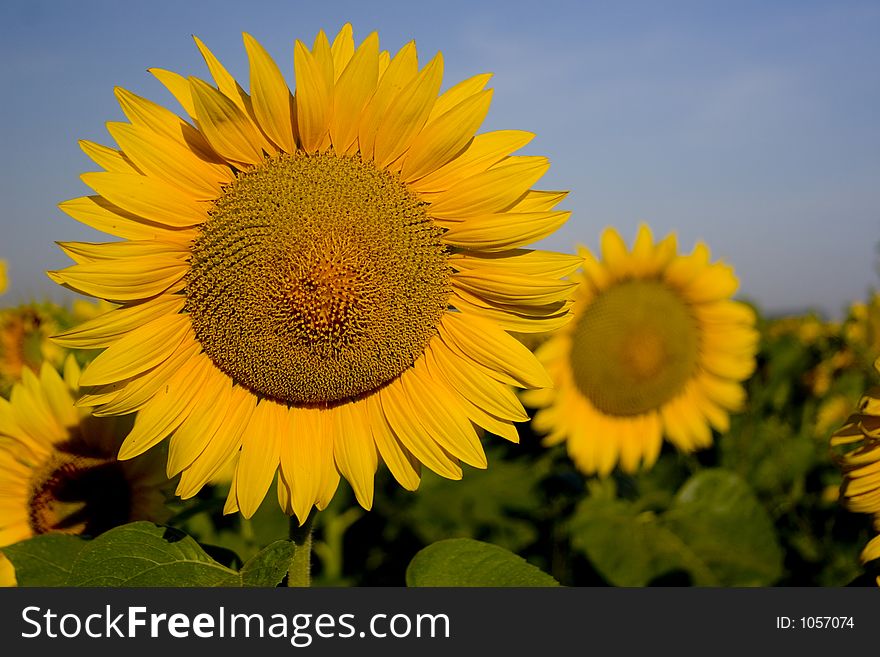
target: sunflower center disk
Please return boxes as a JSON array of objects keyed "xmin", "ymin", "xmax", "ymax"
[
  {"xmin": 569, "ymin": 280, "xmax": 699, "ymax": 416},
  {"xmin": 186, "ymin": 152, "xmax": 451, "ymax": 405},
  {"xmin": 28, "ymin": 451, "xmax": 132, "ymax": 536}
]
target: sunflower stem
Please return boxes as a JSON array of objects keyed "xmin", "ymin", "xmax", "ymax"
[{"xmin": 287, "ymin": 510, "xmax": 316, "ymax": 587}]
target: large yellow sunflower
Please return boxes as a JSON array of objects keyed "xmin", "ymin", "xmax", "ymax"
[
  {"xmin": 523, "ymin": 225, "xmax": 758, "ymax": 475},
  {"xmin": 0, "ymin": 356, "xmax": 169, "ymax": 585},
  {"xmin": 50, "ymin": 25, "xmax": 576, "ymax": 523},
  {"xmin": 831, "ymin": 365, "xmax": 880, "ymax": 585}
]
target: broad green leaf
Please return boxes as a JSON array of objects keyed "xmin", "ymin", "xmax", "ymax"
[
  {"xmin": 406, "ymin": 538, "xmax": 560, "ymax": 587},
  {"xmin": 1, "ymin": 534, "xmax": 88, "ymax": 586},
  {"xmin": 66, "ymin": 522, "xmax": 241, "ymax": 586},
  {"xmin": 240, "ymin": 540, "xmax": 294, "ymax": 587},
  {"xmin": 569, "ymin": 469, "xmax": 783, "ymax": 586},
  {"xmin": 664, "ymin": 470, "xmax": 784, "ymax": 586},
  {"xmin": 568, "ymin": 498, "xmax": 712, "ymax": 586}
]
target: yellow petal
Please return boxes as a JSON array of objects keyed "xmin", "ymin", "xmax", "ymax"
[
  {"xmin": 236, "ymin": 400, "xmax": 283, "ymax": 518},
  {"xmin": 333, "ymin": 401, "xmax": 378, "ymax": 510},
  {"xmin": 176, "ymin": 385, "xmax": 254, "ymax": 498},
  {"xmin": 402, "ymin": 89, "xmax": 493, "ymax": 182},
  {"xmin": 439, "ymin": 312, "xmax": 552, "ymax": 389},
  {"xmin": 78, "ymin": 312, "xmax": 191, "ymax": 386},
  {"xmin": 49, "ymin": 256, "xmax": 186, "ymax": 303},
  {"xmin": 358, "ymin": 41, "xmax": 418, "ymax": 160},
  {"xmin": 329, "ymin": 32, "xmax": 379, "ymax": 154},
  {"xmin": 450, "ymin": 288, "xmax": 572, "ymax": 334},
  {"xmin": 79, "ymin": 139, "xmax": 139, "ymax": 173},
  {"xmin": 117, "ymin": 354, "xmax": 213, "ymax": 460},
  {"xmin": 373, "ymin": 53, "xmax": 444, "ymax": 168},
  {"xmin": 190, "ymin": 77, "xmax": 266, "ymax": 165},
  {"xmin": 149, "ymin": 67, "xmax": 197, "ymax": 118},
  {"xmin": 57, "ymin": 196, "xmax": 196, "ymax": 242},
  {"xmin": 294, "ymin": 40, "xmax": 332, "ymax": 152},
  {"xmin": 411, "ymin": 130, "xmax": 534, "ymax": 193},
  {"xmin": 80, "ymin": 171, "xmax": 207, "ymax": 228},
  {"xmin": 56, "ymin": 239, "xmax": 189, "ymax": 265},
  {"xmin": 166, "ymin": 373, "xmax": 232, "ymax": 476},
  {"xmin": 107, "ymin": 122, "xmax": 230, "ymax": 199},
  {"xmin": 427, "ymin": 73, "xmax": 492, "ymax": 123},
  {"xmin": 364, "ymin": 394, "xmax": 420, "ymax": 491},
  {"xmin": 379, "ymin": 381, "xmax": 462, "ymax": 480},
  {"xmin": 403, "ymin": 359, "xmax": 487, "ymax": 469},
  {"xmin": 38, "ymin": 362, "xmax": 78, "ymax": 429},
  {"xmin": 450, "ymin": 249, "xmax": 583, "ymax": 279},
  {"xmin": 279, "ymin": 407, "xmax": 327, "ymax": 523},
  {"xmin": 330, "ymin": 24, "xmax": 355, "ymax": 80},
  {"xmin": 243, "ymin": 33, "xmax": 296, "ymax": 152},
  {"xmin": 441, "ymin": 210, "xmax": 570, "ymax": 251},
  {"xmin": 685, "ymin": 262, "xmax": 739, "ymax": 303},
  {"xmin": 427, "ymin": 340, "xmax": 528, "ymax": 421},
  {"xmin": 511, "ymin": 189, "xmax": 569, "ymax": 212},
  {"xmin": 193, "ymin": 35, "xmax": 247, "ymax": 112},
  {"xmin": 429, "ymin": 156, "xmax": 550, "ymax": 217},
  {"xmin": 600, "ymin": 227, "xmax": 632, "ymax": 279},
  {"xmin": 114, "ymin": 87, "xmax": 218, "ymax": 163},
  {"xmin": 453, "ymin": 269, "xmax": 576, "ymax": 306},
  {"xmin": 85, "ymin": 340, "xmax": 199, "ymax": 416}
]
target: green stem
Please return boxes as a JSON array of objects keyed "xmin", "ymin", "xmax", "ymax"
[{"xmin": 287, "ymin": 510, "xmax": 316, "ymax": 587}]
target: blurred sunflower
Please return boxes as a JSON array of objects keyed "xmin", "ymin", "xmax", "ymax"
[
  {"xmin": 523, "ymin": 225, "xmax": 758, "ymax": 475},
  {"xmin": 843, "ymin": 292, "xmax": 880, "ymax": 362},
  {"xmin": 0, "ymin": 299, "xmax": 110, "ymax": 396},
  {"xmin": 0, "ymin": 357, "xmax": 169, "ymax": 586},
  {"xmin": 0, "ymin": 260, "xmax": 7, "ymax": 296},
  {"xmin": 0, "ymin": 304, "xmax": 66, "ymax": 396},
  {"xmin": 50, "ymin": 25, "xmax": 575, "ymax": 523},
  {"xmin": 831, "ymin": 366, "xmax": 880, "ymax": 585}
]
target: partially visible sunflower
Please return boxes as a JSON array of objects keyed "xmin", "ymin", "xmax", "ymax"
[
  {"xmin": 0, "ymin": 304, "xmax": 66, "ymax": 396},
  {"xmin": 843, "ymin": 292, "xmax": 880, "ymax": 363},
  {"xmin": 50, "ymin": 25, "xmax": 576, "ymax": 522},
  {"xmin": 0, "ymin": 356, "xmax": 169, "ymax": 586},
  {"xmin": 0, "ymin": 300, "xmax": 113, "ymax": 396},
  {"xmin": 523, "ymin": 225, "xmax": 758, "ymax": 475},
  {"xmin": 0, "ymin": 260, "xmax": 7, "ymax": 296},
  {"xmin": 831, "ymin": 363, "xmax": 880, "ymax": 586}
]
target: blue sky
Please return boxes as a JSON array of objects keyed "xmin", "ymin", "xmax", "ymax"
[{"xmin": 1, "ymin": 0, "xmax": 877, "ymax": 317}]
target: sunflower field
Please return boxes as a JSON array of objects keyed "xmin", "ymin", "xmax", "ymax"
[{"xmin": 0, "ymin": 23, "xmax": 878, "ymax": 588}]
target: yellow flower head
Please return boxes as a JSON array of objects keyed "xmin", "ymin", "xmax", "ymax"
[
  {"xmin": 0, "ymin": 304, "xmax": 66, "ymax": 396},
  {"xmin": 50, "ymin": 25, "xmax": 575, "ymax": 522},
  {"xmin": 831, "ymin": 363, "xmax": 880, "ymax": 585},
  {"xmin": 0, "ymin": 356, "xmax": 169, "ymax": 585},
  {"xmin": 843, "ymin": 292, "xmax": 880, "ymax": 360},
  {"xmin": 0, "ymin": 260, "xmax": 7, "ymax": 296},
  {"xmin": 523, "ymin": 225, "xmax": 758, "ymax": 475}
]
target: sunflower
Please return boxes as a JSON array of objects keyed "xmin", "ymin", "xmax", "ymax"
[
  {"xmin": 831, "ymin": 365, "xmax": 880, "ymax": 585},
  {"xmin": 50, "ymin": 25, "xmax": 575, "ymax": 523},
  {"xmin": 0, "ymin": 299, "xmax": 109, "ymax": 396},
  {"xmin": 0, "ymin": 356, "xmax": 169, "ymax": 585},
  {"xmin": 0, "ymin": 303, "xmax": 67, "ymax": 396},
  {"xmin": 523, "ymin": 225, "xmax": 758, "ymax": 475},
  {"xmin": 0, "ymin": 260, "xmax": 7, "ymax": 296}
]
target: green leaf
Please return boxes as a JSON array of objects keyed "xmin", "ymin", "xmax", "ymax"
[
  {"xmin": 568, "ymin": 498, "xmax": 712, "ymax": 586},
  {"xmin": 240, "ymin": 540, "xmax": 294, "ymax": 587},
  {"xmin": 569, "ymin": 469, "xmax": 783, "ymax": 586},
  {"xmin": 664, "ymin": 470, "xmax": 784, "ymax": 586},
  {"xmin": 1, "ymin": 534, "xmax": 88, "ymax": 586},
  {"xmin": 66, "ymin": 522, "xmax": 241, "ymax": 586},
  {"xmin": 406, "ymin": 538, "xmax": 560, "ymax": 587}
]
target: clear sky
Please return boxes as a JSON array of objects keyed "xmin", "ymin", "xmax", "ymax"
[{"xmin": 1, "ymin": 0, "xmax": 877, "ymax": 318}]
